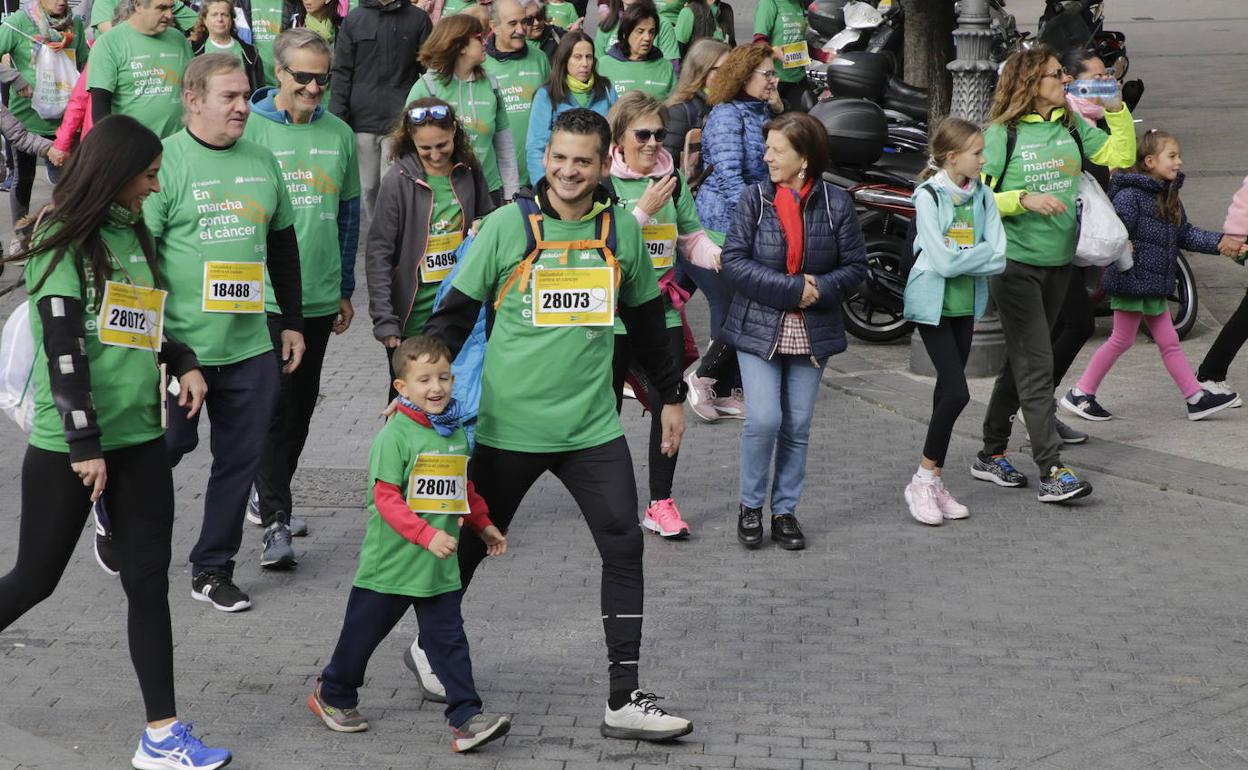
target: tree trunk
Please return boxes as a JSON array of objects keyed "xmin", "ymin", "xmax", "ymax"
[{"xmin": 900, "ymin": 0, "xmax": 956, "ymax": 125}]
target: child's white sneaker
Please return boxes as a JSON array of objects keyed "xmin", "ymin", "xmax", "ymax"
[
  {"xmin": 904, "ymin": 478, "xmax": 943, "ymax": 526},
  {"xmin": 932, "ymin": 479, "xmax": 970, "ymax": 520}
]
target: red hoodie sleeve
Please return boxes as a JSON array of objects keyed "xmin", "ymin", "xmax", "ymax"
[
  {"xmin": 373, "ymin": 480, "xmax": 438, "ymax": 549},
  {"xmin": 462, "ymin": 480, "xmax": 494, "ymax": 534}
]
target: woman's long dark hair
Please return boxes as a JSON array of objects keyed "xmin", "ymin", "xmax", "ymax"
[
  {"xmin": 17, "ymin": 115, "xmax": 164, "ymax": 300},
  {"xmin": 547, "ymin": 30, "xmax": 612, "ymax": 105},
  {"xmin": 684, "ymin": 0, "xmax": 733, "ymax": 48}
]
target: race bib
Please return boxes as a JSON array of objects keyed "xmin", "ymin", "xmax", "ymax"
[
  {"xmin": 946, "ymin": 225, "xmax": 974, "ymax": 250},
  {"xmin": 420, "ymin": 232, "xmax": 464, "ymax": 283},
  {"xmin": 780, "ymin": 40, "xmax": 811, "ymax": 69},
  {"xmin": 202, "ymin": 261, "xmax": 265, "ymax": 313},
  {"xmin": 642, "ymin": 222, "xmax": 677, "ymax": 270},
  {"xmin": 531, "ymin": 267, "xmax": 615, "ymax": 327},
  {"xmin": 98, "ymin": 280, "xmax": 166, "ymax": 351},
  {"xmin": 406, "ymin": 454, "xmax": 470, "ymax": 514}
]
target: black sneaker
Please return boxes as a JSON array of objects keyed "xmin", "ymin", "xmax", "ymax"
[
  {"xmin": 1187, "ymin": 389, "xmax": 1239, "ymax": 421},
  {"xmin": 737, "ymin": 504, "xmax": 763, "ymax": 548},
  {"xmin": 970, "ymin": 454, "xmax": 1028, "ymax": 488},
  {"xmin": 1060, "ymin": 390, "xmax": 1113, "ymax": 421},
  {"xmin": 92, "ymin": 499, "xmax": 120, "ymax": 577},
  {"xmin": 1055, "ymin": 418, "xmax": 1088, "ymax": 444},
  {"xmin": 770, "ymin": 514, "xmax": 805, "ymax": 550},
  {"xmin": 1037, "ymin": 466, "xmax": 1093, "ymax": 503},
  {"xmin": 261, "ymin": 522, "xmax": 298, "ymax": 570},
  {"xmin": 191, "ymin": 572, "xmax": 252, "ymax": 612}
]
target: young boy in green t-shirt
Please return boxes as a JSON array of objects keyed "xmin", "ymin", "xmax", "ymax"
[{"xmin": 308, "ymin": 336, "xmax": 511, "ymax": 753}]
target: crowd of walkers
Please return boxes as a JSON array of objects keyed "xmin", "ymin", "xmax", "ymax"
[{"xmin": 0, "ymin": 0, "xmax": 1247, "ymax": 766}]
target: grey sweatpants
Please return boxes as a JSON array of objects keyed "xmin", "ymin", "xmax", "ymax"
[{"xmin": 356, "ymin": 132, "xmax": 394, "ymax": 222}]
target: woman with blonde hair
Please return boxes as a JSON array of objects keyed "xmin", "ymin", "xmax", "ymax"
[
  {"xmin": 970, "ymin": 45, "xmax": 1135, "ymax": 503},
  {"xmin": 663, "ymin": 37, "xmax": 728, "ymax": 171},
  {"xmin": 407, "ymin": 14, "xmax": 520, "ymax": 204}
]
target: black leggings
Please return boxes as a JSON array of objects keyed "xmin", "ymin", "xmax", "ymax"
[
  {"xmin": 458, "ymin": 438, "xmax": 643, "ymax": 697},
  {"xmin": 9, "ymin": 139, "xmax": 57, "ymax": 223},
  {"xmin": 0, "ymin": 439, "xmax": 176, "ymax": 722},
  {"xmin": 1198, "ymin": 286, "xmax": 1248, "ymax": 383},
  {"xmin": 1051, "ymin": 265, "xmax": 1096, "ymax": 388},
  {"xmin": 611, "ymin": 327, "xmax": 684, "ymax": 501},
  {"xmin": 918, "ymin": 316, "xmax": 974, "ymax": 467}
]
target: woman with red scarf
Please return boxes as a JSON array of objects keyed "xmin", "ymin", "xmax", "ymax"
[{"xmin": 719, "ymin": 111, "xmax": 866, "ymax": 551}]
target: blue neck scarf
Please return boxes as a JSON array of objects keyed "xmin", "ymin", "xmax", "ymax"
[{"xmin": 398, "ymin": 396, "xmax": 464, "ymax": 437}]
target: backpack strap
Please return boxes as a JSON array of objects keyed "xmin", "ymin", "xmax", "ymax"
[
  {"xmin": 1066, "ymin": 119, "xmax": 1085, "ymax": 159},
  {"xmin": 992, "ymin": 124, "xmax": 1018, "ymax": 194}
]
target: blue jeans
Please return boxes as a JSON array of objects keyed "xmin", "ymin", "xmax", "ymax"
[{"xmin": 737, "ymin": 350, "xmax": 828, "ymax": 516}]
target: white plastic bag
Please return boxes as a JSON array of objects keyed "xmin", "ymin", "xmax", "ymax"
[
  {"xmin": 0, "ymin": 301, "xmax": 37, "ymax": 432},
  {"xmin": 31, "ymin": 45, "xmax": 76, "ymax": 120},
  {"xmin": 1072, "ymin": 171, "xmax": 1129, "ymax": 267}
]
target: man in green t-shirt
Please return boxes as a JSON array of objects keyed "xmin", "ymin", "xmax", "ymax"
[
  {"xmin": 242, "ymin": 29, "xmax": 362, "ymax": 569},
  {"xmin": 404, "ymin": 108, "xmax": 695, "ymax": 742},
  {"xmin": 87, "ymin": 0, "xmax": 193, "ymax": 139},
  {"xmin": 90, "ymin": 0, "xmax": 196, "ymax": 34},
  {"xmin": 483, "ymin": 0, "xmax": 550, "ymax": 186},
  {"xmin": 143, "ymin": 54, "xmax": 307, "ymax": 613}
]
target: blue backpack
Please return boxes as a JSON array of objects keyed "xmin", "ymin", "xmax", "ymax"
[{"xmin": 432, "ymin": 234, "xmax": 486, "ymax": 448}]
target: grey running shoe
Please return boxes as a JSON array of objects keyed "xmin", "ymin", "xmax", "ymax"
[
  {"xmin": 1038, "ymin": 466, "xmax": 1093, "ymax": 503},
  {"xmin": 308, "ymin": 682, "xmax": 369, "ymax": 733},
  {"xmin": 970, "ymin": 454, "xmax": 1028, "ymax": 488},
  {"xmin": 1055, "ymin": 418, "xmax": 1088, "ymax": 444},
  {"xmin": 451, "ymin": 713, "xmax": 511, "ymax": 753},
  {"xmin": 247, "ymin": 486, "xmax": 309, "ymax": 536},
  {"xmin": 260, "ymin": 522, "xmax": 297, "ymax": 569}
]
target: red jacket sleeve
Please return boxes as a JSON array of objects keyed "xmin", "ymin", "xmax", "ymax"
[
  {"xmin": 462, "ymin": 480, "xmax": 494, "ymax": 534},
  {"xmin": 373, "ymin": 480, "xmax": 437, "ymax": 549}
]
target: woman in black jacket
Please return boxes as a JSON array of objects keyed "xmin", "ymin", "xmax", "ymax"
[
  {"xmin": 720, "ymin": 112, "xmax": 866, "ymax": 552},
  {"xmin": 190, "ymin": 0, "xmax": 266, "ymax": 93}
]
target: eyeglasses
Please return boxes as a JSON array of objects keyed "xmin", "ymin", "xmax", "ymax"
[
  {"xmin": 521, "ymin": 12, "xmax": 545, "ymax": 25},
  {"xmin": 1040, "ymin": 68, "xmax": 1064, "ymax": 80},
  {"xmin": 753, "ymin": 69, "xmax": 779, "ymax": 81},
  {"xmin": 632, "ymin": 128, "xmax": 667, "ymax": 143},
  {"xmin": 407, "ymin": 105, "xmax": 451, "ymax": 124},
  {"xmin": 282, "ymin": 66, "xmax": 330, "ymax": 87}
]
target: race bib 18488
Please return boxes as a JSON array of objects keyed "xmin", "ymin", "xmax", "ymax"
[
  {"xmin": 406, "ymin": 454, "xmax": 470, "ymax": 514},
  {"xmin": 202, "ymin": 261, "xmax": 265, "ymax": 313},
  {"xmin": 531, "ymin": 266, "xmax": 615, "ymax": 327}
]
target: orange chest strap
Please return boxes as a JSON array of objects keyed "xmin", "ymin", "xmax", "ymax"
[{"xmin": 493, "ymin": 211, "xmax": 621, "ymax": 310}]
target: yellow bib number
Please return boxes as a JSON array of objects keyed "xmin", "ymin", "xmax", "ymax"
[
  {"xmin": 98, "ymin": 280, "xmax": 167, "ymax": 351},
  {"xmin": 780, "ymin": 40, "xmax": 810, "ymax": 69},
  {"xmin": 531, "ymin": 267, "xmax": 615, "ymax": 327},
  {"xmin": 946, "ymin": 225, "xmax": 974, "ymax": 250},
  {"xmin": 406, "ymin": 454, "xmax": 470, "ymax": 514},
  {"xmin": 420, "ymin": 232, "xmax": 464, "ymax": 283},
  {"xmin": 642, "ymin": 222, "xmax": 677, "ymax": 270},
  {"xmin": 202, "ymin": 261, "xmax": 265, "ymax": 313}
]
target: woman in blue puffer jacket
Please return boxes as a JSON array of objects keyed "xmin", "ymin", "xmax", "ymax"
[{"xmin": 720, "ymin": 112, "xmax": 867, "ymax": 552}]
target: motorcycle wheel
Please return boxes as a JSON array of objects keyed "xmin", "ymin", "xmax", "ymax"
[
  {"xmin": 841, "ymin": 234, "xmax": 914, "ymax": 343},
  {"xmin": 1140, "ymin": 252, "xmax": 1197, "ymax": 341}
]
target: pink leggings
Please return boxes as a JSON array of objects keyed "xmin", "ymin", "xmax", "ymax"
[{"xmin": 1076, "ymin": 310, "xmax": 1201, "ymax": 399}]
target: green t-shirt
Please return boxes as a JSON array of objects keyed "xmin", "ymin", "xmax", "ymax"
[
  {"xmin": 545, "ymin": 0, "xmax": 579, "ymax": 29},
  {"xmin": 610, "ymin": 173, "xmax": 699, "ymax": 331},
  {"xmin": 597, "ymin": 54, "xmax": 676, "ymax": 100},
  {"xmin": 981, "ymin": 114, "xmax": 1108, "ymax": 267},
  {"xmin": 402, "ymin": 172, "xmax": 464, "ymax": 337},
  {"xmin": 407, "ymin": 74, "xmax": 510, "ymax": 194},
  {"xmin": 658, "ymin": 0, "xmax": 685, "ymax": 27},
  {"xmin": 754, "ymin": 0, "xmax": 809, "ymax": 84},
  {"xmin": 1109, "ymin": 295, "xmax": 1168, "ymax": 315},
  {"xmin": 675, "ymin": 3, "xmax": 725, "ymax": 45},
  {"xmin": 90, "ymin": 0, "xmax": 197, "ymax": 31},
  {"xmin": 251, "ymin": 0, "xmax": 287, "ymax": 87},
  {"xmin": 483, "ymin": 44, "xmax": 549, "ymax": 187},
  {"xmin": 594, "ymin": 16, "xmax": 679, "ymax": 61},
  {"xmin": 143, "ymin": 131, "xmax": 296, "ymax": 366},
  {"xmin": 941, "ymin": 200, "xmax": 976, "ymax": 317},
  {"xmin": 452, "ymin": 202, "xmax": 659, "ymax": 452},
  {"xmin": 355, "ymin": 415, "xmax": 472, "ymax": 598},
  {"xmin": 86, "ymin": 24, "xmax": 191, "ymax": 139},
  {"xmin": 441, "ymin": 0, "xmax": 475, "ymax": 16},
  {"xmin": 26, "ymin": 226, "xmax": 164, "ymax": 454},
  {"xmin": 0, "ymin": 13, "xmax": 88, "ymax": 135},
  {"xmin": 243, "ymin": 110, "xmax": 361, "ymax": 317},
  {"xmin": 203, "ymin": 36, "xmax": 245, "ymax": 64}
]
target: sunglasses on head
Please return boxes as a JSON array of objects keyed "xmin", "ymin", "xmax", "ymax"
[
  {"xmin": 632, "ymin": 128, "xmax": 666, "ymax": 143},
  {"xmin": 282, "ymin": 65, "xmax": 330, "ymax": 87},
  {"xmin": 408, "ymin": 105, "xmax": 452, "ymax": 124}
]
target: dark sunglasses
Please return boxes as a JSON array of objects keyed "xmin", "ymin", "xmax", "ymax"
[
  {"xmin": 282, "ymin": 65, "xmax": 330, "ymax": 87},
  {"xmin": 521, "ymin": 12, "xmax": 545, "ymax": 25},
  {"xmin": 408, "ymin": 105, "xmax": 451, "ymax": 124},
  {"xmin": 632, "ymin": 128, "xmax": 667, "ymax": 143}
]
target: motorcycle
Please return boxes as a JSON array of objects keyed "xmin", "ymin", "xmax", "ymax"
[{"xmin": 1039, "ymin": 0, "xmax": 1129, "ymax": 79}]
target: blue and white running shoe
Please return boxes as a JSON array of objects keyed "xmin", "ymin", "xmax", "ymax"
[{"xmin": 131, "ymin": 721, "xmax": 232, "ymax": 770}]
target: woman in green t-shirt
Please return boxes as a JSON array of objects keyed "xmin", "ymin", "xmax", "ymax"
[
  {"xmin": 673, "ymin": 0, "xmax": 734, "ymax": 58},
  {"xmin": 0, "ymin": 115, "xmax": 228, "ymax": 766},
  {"xmin": 190, "ymin": 0, "xmax": 265, "ymax": 92},
  {"xmin": 365, "ymin": 98, "xmax": 494, "ymax": 401},
  {"xmin": 409, "ymin": 14, "xmax": 520, "ymax": 204},
  {"xmin": 596, "ymin": 0, "xmax": 677, "ymax": 100}
]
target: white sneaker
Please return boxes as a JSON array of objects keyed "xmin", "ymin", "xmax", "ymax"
[
  {"xmin": 601, "ymin": 690, "xmax": 693, "ymax": 741},
  {"xmin": 931, "ymin": 479, "xmax": 970, "ymax": 520},
  {"xmin": 1200, "ymin": 379, "xmax": 1243, "ymax": 407},
  {"xmin": 904, "ymin": 478, "xmax": 943, "ymax": 526},
  {"xmin": 402, "ymin": 636, "xmax": 447, "ymax": 702}
]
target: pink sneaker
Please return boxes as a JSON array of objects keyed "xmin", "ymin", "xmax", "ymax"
[
  {"xmin": 903, "ymin": 478, "xmax": 943, "ymax": 526},
  {"xmin": 931, "ymin": 480, "xmax": 970, "ymax": 520},
  {"xmin": 684, "ymin": 372, "xmax": 720, "ymax": 423},
  {"xmin": 712, "ymin": 388, "xmax": 745, "ymax": 419},
  {"xmin": 643, "ymin": 498, "xmax": 691, "ymax": 539}
]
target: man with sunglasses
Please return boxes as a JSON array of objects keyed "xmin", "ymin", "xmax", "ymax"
[
  {"xmin": 483, "ymin": 0, "xmax": 550, "ymax": 188},
  {"xmin": 241, "ymin": 29, "xmax": 362, "ymax": 569},
  {"xmin": 409, "ymin": 108, "xmax": 694, "ymax": 742}
]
